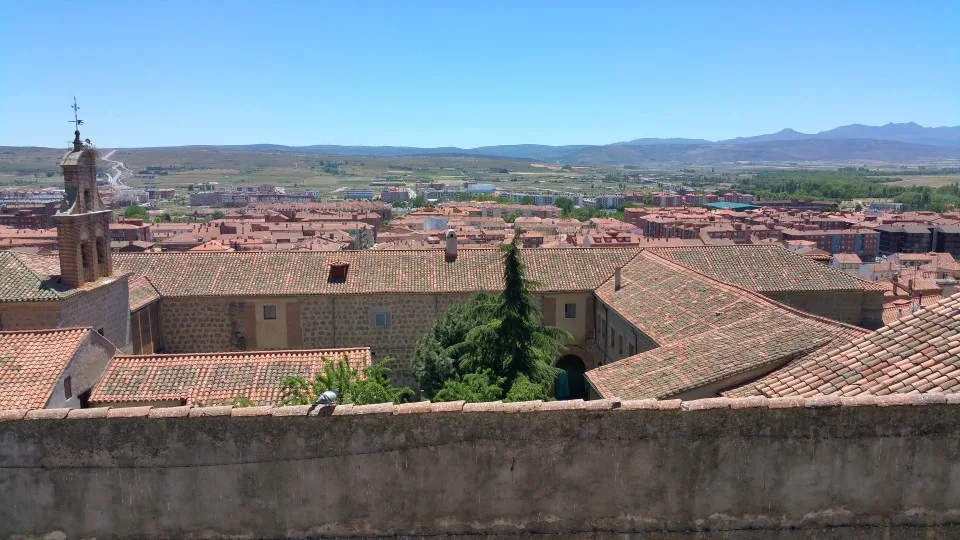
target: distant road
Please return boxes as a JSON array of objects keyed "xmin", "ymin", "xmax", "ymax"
[{"xmin": 101, "ymin": 149, "xmax": 133, "ymax": 188}]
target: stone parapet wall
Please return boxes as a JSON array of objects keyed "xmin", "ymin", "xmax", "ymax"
[
  {"xmin": 3, "ymin": 394, "xmax": 960, "ymax": 539},
  {"xmin": 60, "ymin": 277, "xmax": 131, "ymax": 352}
]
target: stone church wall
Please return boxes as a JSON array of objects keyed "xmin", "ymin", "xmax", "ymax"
[{"xmin": 3, "ymin": 395, "xmax": 959, "ymax": 539}]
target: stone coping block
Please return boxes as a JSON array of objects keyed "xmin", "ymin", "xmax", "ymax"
[
  {"xmin": 5, "ymin": 393, "xmax": 960, "ymax": 422},
  {"xmin": 25, "ymin": 408, "xmax": 70, "ymax": 420},
  {"xmin": 148, "ymin": 406, "xmax": 192, "ymax": 418},
  {"xmin": 67, "ymin": 408, "xmax": 110, "ymax": 419},
  {"xmin": 189, "ymin": 405, "xmax": 232, "ymax": 417},
  {"xmin": 107, "ymin": 406, "xmax": 152, "ymax": 418}
]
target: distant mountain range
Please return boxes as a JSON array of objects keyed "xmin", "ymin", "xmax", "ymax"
[{"xmin": 12, "ymin": 122, "xmax": 960, "ymax": 167}]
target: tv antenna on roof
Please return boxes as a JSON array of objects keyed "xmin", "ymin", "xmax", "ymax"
[{"xmin": 68, "ymin": 97, "xmax": 83, "ymax": 130}]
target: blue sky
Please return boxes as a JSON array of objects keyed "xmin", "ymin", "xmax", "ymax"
[{"xmin": 1, "ymin": 0, "xmax": 958, "ymax": 148}]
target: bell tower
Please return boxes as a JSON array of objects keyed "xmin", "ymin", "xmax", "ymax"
[{"xmin": 55, "ymin": 98, "xmax": 113, "ymax": 288}]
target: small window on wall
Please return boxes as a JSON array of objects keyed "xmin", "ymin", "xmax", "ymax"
[
  {"xmin": 373, "ymin": 311, "xmax": 390, "ymax": 328},
  {"xmin": 628, "ymin": 343, "xmax": 636, "ymax": 357},
  {"xmin": 63, "ymin": 376, "xmax": 72, "ymax": 400},
  {"xmin": 96, "ymin": 328, "xmax": 104, "ymax": 337},
  {"xmin": 564, "ymin": 303, "xmax": 577, "ymax": 319},
  {"xmin": 618, "ymin": 333, "xmax": 624, "ymax": 355},
  {"xmin": 263, "ymin": 305, "xmax": 277, "ymax": 320}
]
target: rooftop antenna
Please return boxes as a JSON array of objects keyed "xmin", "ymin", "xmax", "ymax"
[{"xmin": 68, "ymin": 97, "xmax": 84, "ymax": 151}]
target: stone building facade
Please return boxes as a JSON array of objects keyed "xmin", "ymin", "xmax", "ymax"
[{"xmin": 154, "ymin": 291, "xmax": 598, "ymax": 385}]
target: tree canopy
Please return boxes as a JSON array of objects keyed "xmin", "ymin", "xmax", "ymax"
[
  {"xmin": 279, "ymin": 355, "xmax": 412, "ymax": 406},
  {"xmin": 122, "ymin": 205, "xmax": 149, "ymax": 220},
  {"xmin": 413, "ymin": 233, "xmax": 571, "ymax": 402}
]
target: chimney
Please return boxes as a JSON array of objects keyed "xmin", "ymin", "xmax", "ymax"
[
  {"xmin": 445, "ymin": 229, "xmax": 457, "ymax": 262},
  {"xmin": 614, "ymin": 267, "xmax": 622, "ymax": 291}
]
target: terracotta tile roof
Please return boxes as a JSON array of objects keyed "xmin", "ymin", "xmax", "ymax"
[
  {"xmin": 90, "ymin": 348, "xmax": 371, "ymax": 406},
  {"xmin": 648, "ymin": 245, "xmax": 885, "ymax": 292},
  {"xmin": 114, "ymin": 248, "xmax": 640, "ymax": 297},
  {"xmin": 586, "ymin": 252, "xmax": 868, "ymax": 400},
  {"xmin": 882, "ymin": 296, "xmax": 943, "ymax": 326},
  {"xmin": 128, "ymin": 276, "xmax": 160, "ymax": 312},
  {"xmin": 0, "ymin": 327, "xmax": 89, "ymax": 409},
  {"xmin": 0, "ymin": 252, "xmax": 125, "ymax": 302},
  {"xmin": 724, "ymin": 293, "xmax": 960, "ymax": 399},
  {"xmin": 0, "ymin": 251, "xmax": 74, "ymax": 302}
]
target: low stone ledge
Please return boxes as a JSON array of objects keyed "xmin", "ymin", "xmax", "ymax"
[
  {"xmin": 106, "ymin": 406, "xmax": 152, "ymax": 418},
  {"xmin": 657, "ymin": 399, "xmax": 683, "ymax": 411},
  {"xmin": 0, "ymin": 409, "xmax": 29, "ymax": 421},
  {"xmin": 347, "ymin": 403, "xmax": 394, "ymax": 416},
  {"xmin": 189, "ymin": 405, "xmax": 233, "ymax": 417},
  {"xmin": 271, "ymin": 405, "xmax": 310, "ymax": 417},
  {"xmin": 945, "ymin": 393, "xmax": 960, "ymax": 405},
  {"xmin": 463, "ymin": 401, "xmax": 505, "ymax": 413},
  {"xmin": 231, "ymin": 406, "xmax": 274, "ymax": 417},
  {"xmin": 729, "ymin": 396, "xmax": 769, "ymax": 409},
  {"xmin": 619, "ymin": 399, "xmax": 660, "ymax": 410},
  {"xmin": 840, "ymin": 395, "xmax": 878, "ymax": 407},
  {"xmin": 148, "ymin": 406, "xmax": 192, "ymax": 418},
  {"xmin": 683, "ymin": 398, "xmax": 731, "ymax": 411},
  {"xmin": 804, "ymin": 396, "xmax": 843, "ymax": 409},
  {"xmin": 25, "ymin": 408, "xmax": 70, "ymax": 420},
  {"xmin": 331, "ymin": 404, "xmax": 355, "ymax": 416},
  {"xmin": 429, "ymin": 401, "xmax": 465, "ymax": 413},
  {"xmin": 394, "ymin": 402, "xmax": 434, "ymax": 415},
  {"xmin": 536, "ymin": 400, "xmax": 585, "ymax": 411},
  {"xmin": 502, "ymin": 400, "xmax": 542, "ymax": 413},
  {"xmin": 876, "ymin": 394, "xmax": 923, "ymax": 407},
  {"xmin": 768, "ymin": 397, "xmax": 805, "ymax": 409},
  {"xmin": 67, "ymin": 408, "xmax": 110, "ymax": 419},
  {"xmin": 583, "ymin": 399, "xmax": 620, "ymax": 411},
  {"xmin": 918, "ymin": 393, "xmax": 949, "ymax": 405}
]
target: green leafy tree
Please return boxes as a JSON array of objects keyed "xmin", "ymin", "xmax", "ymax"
[
  {"xmin": 433, "ymin": 370, "xmax": 506, "ymax": 402},
  {"xmin": 451, "ymin": 233, "xmax": 570, "ymax": 393},
  {"xmin": 279, "ymin": 356, "xmax": 412, "ymax": 406},
  {"xmin": 412, "ymin": 293, "xmax": 496, "ymax": 398},
  {"xmin": 123, "ymin": 205, "xmax": 149, "ymax": 220},
  {"xmin": 504, "ymin": 212, "xmax": 519, "ymax": 223},
  {"xmin": 555, "ymin": 197, "xmax": 574, "ymax": 216},
  {"xmin": 520, "ymin": 195, "xmax": 534, "ymax": 205},
  {"xmin": 211, "ymin": 211, "xmax": 226, "ymax": 220},
  {"xmin": 504, "ymin": 375, "xmax": 552, "ymax": 402}
]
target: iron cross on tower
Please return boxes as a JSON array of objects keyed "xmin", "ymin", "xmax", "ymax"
[
  {"xmin": 69, "ymin": 97, "xmax": 84, "ymax": 150},
  {"xmin": 69, "ymin": 97, "xmax": 84, "ymax": 130}
]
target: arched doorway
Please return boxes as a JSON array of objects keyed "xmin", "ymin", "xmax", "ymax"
[{"xmin": 555, "ymin": 355, "xmax": 587, "ymax": 400}]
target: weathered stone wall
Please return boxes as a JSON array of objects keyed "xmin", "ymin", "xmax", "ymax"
[
  {"xmin": 763, "ymin": 289, "xmax": 883, "ymax": 329},
  {"xmin": 160, "ymin": 298, "xmax": 239, "ymax": 353},
  {"xmin": 0, "ymin": 302, "xmax": 60, "ymax": 331},
  {"xmin": 60, "ymin": 277, "xmax": 131, "ymax": 352},
  {"xmin": 2, "ymin": 395, "xmax": 960, "ymax": 539}
]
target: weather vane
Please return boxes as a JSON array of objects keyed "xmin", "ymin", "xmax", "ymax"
[{"xmin": 69, "ymin": 97, "xmax": 83, "ymax": 131}]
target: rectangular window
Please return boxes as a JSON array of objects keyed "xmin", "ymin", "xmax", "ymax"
[
  {"xmin": 373, "ymin": 312, "xmax": 390, "ymax": 328},
  {"xmin": 618, "ymin": 333, "xmax": 624, "ymax": 355},
  {"xmin": 263, "ymin": 305, "xmax": 277, "ymax": 320},
  {"xmin": 628, "ymin": 343, "xmax": 636, "ymax": 356},
  {"xmin": 64, "ymin": 376, "xmax": 72, "ymax": 400},
  {"xmin": 564, "ymin": 303, "xmax": 576, "ymax": 319}
]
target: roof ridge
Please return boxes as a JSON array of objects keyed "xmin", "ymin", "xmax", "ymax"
[
  {"xmin": 639, "ymin": 250, "xmax": 866, "ymax": 334},
  {"xmin": 112, "ymin": 346, "xmax": 372, "ymax": 359},
  {"xmin": 0, "ymin": 326, "xmax": 90, "ymax": 336}
]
